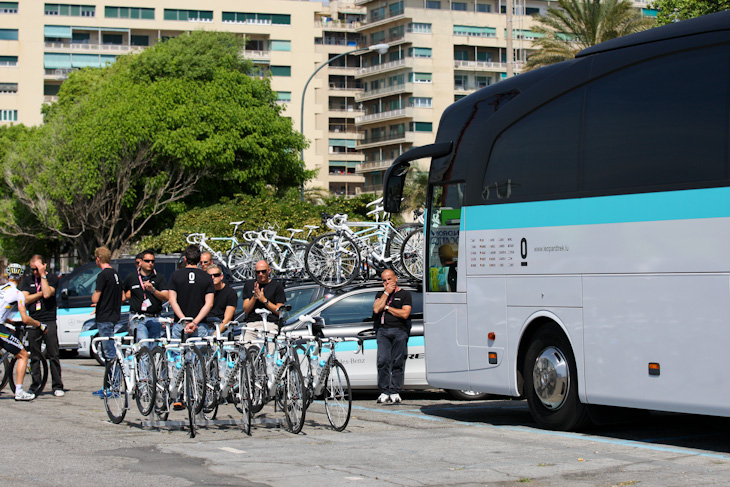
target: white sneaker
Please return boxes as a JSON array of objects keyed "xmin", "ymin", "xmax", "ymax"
[
  {"xmin": 53, "ymin": 390, "xmax": 65, "ymax": 397},
  {"xmin": 15, "ymin": 390, "xmax": 35, "ymax": 401},
  {"xmin": 390, "ymin": 393, "xmax": 402, "ymax": 403},
  {"xmin": 376, "ymin": 393, "xmax": 391, "ymax": 404}
]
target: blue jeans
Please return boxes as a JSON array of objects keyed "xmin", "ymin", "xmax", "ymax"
[
  {"xmin": 376, "ymin": 327, "xmax": 409, "ymax": 395},
  {"xmin": 171, "ymin": 322, "xmax": 211, "ymax": 340},
  {"xmin": 97, "ymin": 321, "xmax": 119, "ymax": 361},
  {"xmin": 135, "ymin": 317, "xmax": 162, "ymax": 342}
]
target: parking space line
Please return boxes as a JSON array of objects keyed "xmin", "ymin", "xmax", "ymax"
[{"xmin": 352, "ymin": 404, "xmax": 730, "ymax": 460}]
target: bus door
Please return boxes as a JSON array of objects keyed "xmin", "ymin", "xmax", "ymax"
[{"xmin": 424, "ymin": 182, "xmax": 470, "ymax": 389}]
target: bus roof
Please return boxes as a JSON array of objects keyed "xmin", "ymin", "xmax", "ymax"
[{"xmin": 577, "ymin": 9, "xmax": 730, "ymax": 58}]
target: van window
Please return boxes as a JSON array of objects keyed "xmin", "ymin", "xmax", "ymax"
[
  {"xmin": 582, "ymin": 43, "xmax": 730, "ymax": 192},
  {"xmin": 64, "ymin": 266, "xmax": 100, "ymax": 297}
]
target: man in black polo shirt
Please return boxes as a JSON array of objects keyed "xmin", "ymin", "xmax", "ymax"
[
  {"xmin": 92, "ymin": 246, "xmax": 122, "ymax": 362},
  {"xmin": 169, "ymin": 245, "xmax": 214, "ymax": 339},
  {"xmin": 21, "ymin": 254, "xmax": 64, "ymax": 396},
  {"xmin": 373, "ymin": 269, "xmax": 412, "ymax": 404},
  {"xmin": 207, "ymin": 264, "xmax": 238, "ymax": 334},
  {"xmin": 123, "ymin": 249, "xmax": 169, "ymax": 341}
]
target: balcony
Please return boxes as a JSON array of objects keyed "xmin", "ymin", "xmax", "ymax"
[
  {"xmin": 43, "ymin": 95, "xmax": 59, "ymax": 103},
  {"xmin": 315, "ymin": 21, "xmax": 362, "ymax": 31},
  {"xmin": 358, "ymin": 10, "xmax": 405, "ymax": 31},
  {"xmin": 328, "ymin": 104, "xmax": 363, "ymax": 115},
  {"xmin": 454, "ymin": 60, "xmax": 526, "ymax": 71},
  {"xmin": 355, "ymin": 82, "xmax": 412, "ymax": 102},
  {"xmin": 44, "ymin": 42, "xmax": 146, "ymax": 54},
  {"xmin": 329, "ymin": 81, "xmax": 363, "ymax": 92},
  {"xmin": 242, "ymin": 50, "xmax": 271, "ymax": 61},
  {"xmin": 359, "ymin": 185, "xmax": 382, "ymax": 194},
  {"xmin": 356, "ymin": 107, "xmax": 412, "ymax": 125},
  {"xmin": 44, "ymin": 68, "xmax": 75, "ymax": 80},
  {"xmin": 357, "ymin": 159, "xmax": 394, "ymax": 173},
  {"xmin": 358, "ymin": 131, "xmax": 415, "ymax": 149},
  {"xmin": 355, "ymin": 58, "xmax": 407, "ymax": 78}
]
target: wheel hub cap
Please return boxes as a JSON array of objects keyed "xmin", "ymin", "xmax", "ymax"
[{"xmin": 532, "ymin": 346, "xmax": 569, "ymax": 410}]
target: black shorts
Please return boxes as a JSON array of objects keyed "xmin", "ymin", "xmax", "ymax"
[{"xmin": 0, "ymin": 323, "xmax": 23, "ymax": 355}]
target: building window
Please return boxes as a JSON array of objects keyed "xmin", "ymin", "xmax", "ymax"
[
  {"xmin": 105, "ymin": 6, "xmax": 154, "ymax": 20},
  {"xmin": 72, "ymin": 32, "xmax": 90, "ymax": 44},
  {"xmin": 389, "ymin": 1, "xmax": 404, "ymax": 16},
  {"xmin": 0, "ymin": 55, "xmax": 17, "ymax": 66},
  {"xmin": 0, "ymin": 2, "xmax": 18, "ymax": 14},
  {"xmin": 454, "ymin": 74, "xmax": 468, "ymax": 89},
  {"xmin": 452, "ymin": 2, "xmax": 467, "ymax": 11},
  {"xmin": 0, "ymin": 109, "xmax": 17, "ymax": 121},
  {"xmin": 271, "ymin": 40, "xmax": 290, "ymax": 51},
  {"xmin": 408, "ymin": 22, "xmax": 431, "ymax": 34},
  {"xmin": 476, "ymin": 3, "xmax": 490, "ymax": 12},
  {"xmin": 221, "ymin": 12, "xmax": 290, "ymax": 25},
  {"xmin": 454, "ymin": 25, "xmax": 496, "ymax": 37},
  {"xmin": 426, "ymin": 1, "xmax": 441, "ymax": 9},
  {"xmin": 0, "ymin": 82, "xmax": 17, "ymax": 93},
  {"xmin": 410, "ymin": 47, "xmax": 432, "ymax": 58},
  {"xmin": 0, "ymin": 29, "xmax": 17, "ymax": 40},
  {"xmin": 454, "ymin": 49, "xmax": 469, "ymax": 61},
  {"xmin": 270, "ymin": 65, "xmax": 291, "ymax": 77},
  {"xmin": 410, "ymin": 97, "xmax": 432, "ymax": 108},
  {"xmin": 476, "ymin": 76, "xmax": 490, "ymax": 88},
  {"xmin": 130, "ymin": 35, "xmax": 149, "ymax": 46},
  {"xmin": 163, "ymin": 9, "xmax": 213, "ymax": 22},
  {"xmin": 102, "ymin": 34, "xmax": 123, "ymax": 45},
  {"xmin": 411, "ymin": 72, "xmax": 432, "ymax": 83},
  {"xmin": 45, "ymin": 4, "xmax": 95, "ymax": 17},
  {"xmin": 277, "ymin": 91, "xmax": 291, "ymax": 102}
]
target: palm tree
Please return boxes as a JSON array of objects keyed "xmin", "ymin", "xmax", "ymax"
[
  {"xmin": 525, "ymin": 0, "xmax": 655, "ymax": 71},
  {"xmin": 401, "ymin": 168, "xmax": 428, "ymax": 215}
]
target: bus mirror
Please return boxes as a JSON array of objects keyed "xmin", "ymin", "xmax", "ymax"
[{"xmin": 384, "ymin": 173, "xmax": 406, "ymax": 213}]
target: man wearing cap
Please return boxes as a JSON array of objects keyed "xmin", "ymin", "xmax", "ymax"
[
  {"xmin": 123, "ymin": 249, "xmax": 169, "ymax": 342},
  {"xmin": 1, "ymin": 263, "xmax": 44, "ymax": 401}
]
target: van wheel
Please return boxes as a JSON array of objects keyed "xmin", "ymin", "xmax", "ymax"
[
  {"xmin": 524, "ymin": 325, "xmax": 590, "ymax": 431},
  {"xmin": 446, "ymin": 389, "xmax": 492, "ymax": 401}
]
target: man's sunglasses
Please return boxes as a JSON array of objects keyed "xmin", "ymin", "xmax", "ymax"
[
  {"xmin": 209, "ymin": 272, "xmax": 222, "ymax": 278},
  {"xmin": 201, "ymin": 261, "xmax": 211, "ymax": 265},
  {"xmin": 255, "ymin": 269, "xmax": 268, "ymax": 274},
  {"xmin": 142, "ymin": 259, "xmax": 155, "ymax": 263}
]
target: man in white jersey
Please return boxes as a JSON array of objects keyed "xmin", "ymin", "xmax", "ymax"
[{"xmin": 0, "ymin": 263, "xmax": 43, "ymax": 401}]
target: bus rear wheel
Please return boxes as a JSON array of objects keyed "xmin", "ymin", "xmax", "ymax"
[{"xmin": 524, "ymin": 325, "xmax": 590, "ymax": 431}]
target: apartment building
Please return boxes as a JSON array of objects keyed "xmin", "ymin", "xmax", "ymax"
[{"xmin": 0, "ymin": 1, "xmax": 655, "ymax": 197}]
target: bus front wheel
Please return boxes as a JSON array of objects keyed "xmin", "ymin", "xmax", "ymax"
[{"xmin": 524, "ymin": 326, "xmax": 590, "ymax": 431}]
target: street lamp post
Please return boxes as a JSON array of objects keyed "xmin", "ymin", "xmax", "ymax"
[{"xmin": 299, "ymin": 43, "xmax": 389, "ymax": 200}]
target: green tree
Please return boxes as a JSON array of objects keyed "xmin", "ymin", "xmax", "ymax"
[
  {"xmin": 0, "ymin": 31, "xmax": 309, "ymax": 260},
  {"xmin": 402, "ymin": 168, "xmax": 428, "ymax": 214},
  {"xmin": 525, "ymin": 0, "xmax": 655, "ymax": 71},
  {"xmin": 651, "ymin": 0, "xmax": 730, "ymax": 25}
]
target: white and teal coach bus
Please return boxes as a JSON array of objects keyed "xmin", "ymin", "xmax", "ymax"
[{"xmin": 383, "ymin": 11, "xmax": 730, "ymax": 431}]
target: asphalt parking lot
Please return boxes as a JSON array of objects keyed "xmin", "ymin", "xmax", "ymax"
[{"xmin": 1, "ymin": 357, "xmax": 729, "ymax": 487}]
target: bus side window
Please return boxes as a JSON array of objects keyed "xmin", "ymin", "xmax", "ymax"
[{"xmin": 427, "ymin": 183, "xmax": 464, "ymax": 292}]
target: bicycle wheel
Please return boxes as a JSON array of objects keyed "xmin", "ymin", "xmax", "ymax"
[
  {"xmin": 151, "ymin": 346, "xmax": 169, "ymax": 421},
  {"xmin": 188, "ymin": 346, "xmax": 207, "ymax": 415},
  {"xmin": 323, "ymin": 359, "xmax": 352, "ymax": 431},
  {"xmin": 283, "ymin": 362, "xmax": 306, "ymax": 434},
  {"xmin": 304, "ymin": 232, "xmax": 361, "ymax": 288},
  {"xmin": 237, "ymin": 356, "xmax": 252, "ymax": 435},
  {"xmin": 103, "ymin": 359, "xmax": 128, "ymax": 424},
  {"xmin": 185, "ymin": 362, "xmax": 197, "ymax": 439},
  {"xmin": 203, "ymin": 353, "xmax": 219, "ymax": 420},
  {"xmin": 227, "ymin": 244, "xmax": 252, "ymax": 280},
  {"xmin": 294, "ymin": 345, "xmax": 315, "ymax": 408},
  {"xmin": 248, "ymin": 347, "xmax": 266, "ymax": 414},
  {"xmin": 9, "ymin": 353, "xmax": 48, "ymax": 395},
  {"xmin": 386, "ymin": 224, "xmax": 423, "ymax": 278},
  {"xmin": 400, "ymin": 228, "xmax": 425, "ymax": 281},
  {"xmin": 134, "ymin": 346, "xmax": 156, "ymax": 416},
  {"xmin": 0, "ymin": 354, "xmax": 10, "ymax": 391}
]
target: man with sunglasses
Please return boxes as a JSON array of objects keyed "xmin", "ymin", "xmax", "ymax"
[
  {"xmin": 242, "ymin": 260, "xmax": 286, "ymax": 343},
  {"xmin": 207, "ymin": 264, "xmax": 237, "ymax": 334},
  {"xmin": 123, "ymin": 249, "xmax": 169, "ymax": 342},
  {"xmin": 21, "ymin": 254, "xmax": 64, "ymax": 397},
  {"xmin": 200, "ymin": 252, "xmax": 213, "ymax": 272}
]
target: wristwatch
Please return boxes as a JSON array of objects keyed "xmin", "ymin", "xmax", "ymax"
[
  {"xmin": 264, "ymin": 300, "xmax": 269, "ymax": 306},
  {"xmin": 385, "ymin": 305, "xmax": 390, "ymax": 311},
  {"xmin": 41, "ymin": 276, "xmax": 48, "ymax": 280}
]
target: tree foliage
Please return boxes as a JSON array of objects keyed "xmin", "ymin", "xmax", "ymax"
[
  {"xmin": 0, "ymin": 31, "xmax": 309, "ymax": 260},
  {"xmin": 651, "ymin": 0, "xmax": 730, "ymax": 25},
  {"xmin": 139, "ymin": 192, "xmax": 376, "ymax": 254},
  {"xmin": 525, "ymin": 0, "xmax": 655, "ymax": 71}
]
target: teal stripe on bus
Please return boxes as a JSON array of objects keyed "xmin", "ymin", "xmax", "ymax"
[{"xmin": 463, "ymin": 187, "xmax": 730, "ymax": 230}]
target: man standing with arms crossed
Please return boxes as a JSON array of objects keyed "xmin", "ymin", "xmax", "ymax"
[
  {"xmin": 373, "ymin": 269, "xmax": 412, "ymax": 404},
  {"xmin": 22, "ymin": 254, "xmax": 64, "ymax": 397},
  {"xmin": 123, "ymin": 249, "xmax": 169, "ymax": 341},
  {"xmin": 169, "ymin": 244, "xmax": 214, "ymax": 340}
]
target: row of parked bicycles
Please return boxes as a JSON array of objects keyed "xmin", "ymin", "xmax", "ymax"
[
  {"xmin": 92, "ymin": 308, "xmax": 356, "ymax": 438},
  {"xmin": 187, "ymin": 198, "xmax": 425, "ymax": 288}
]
